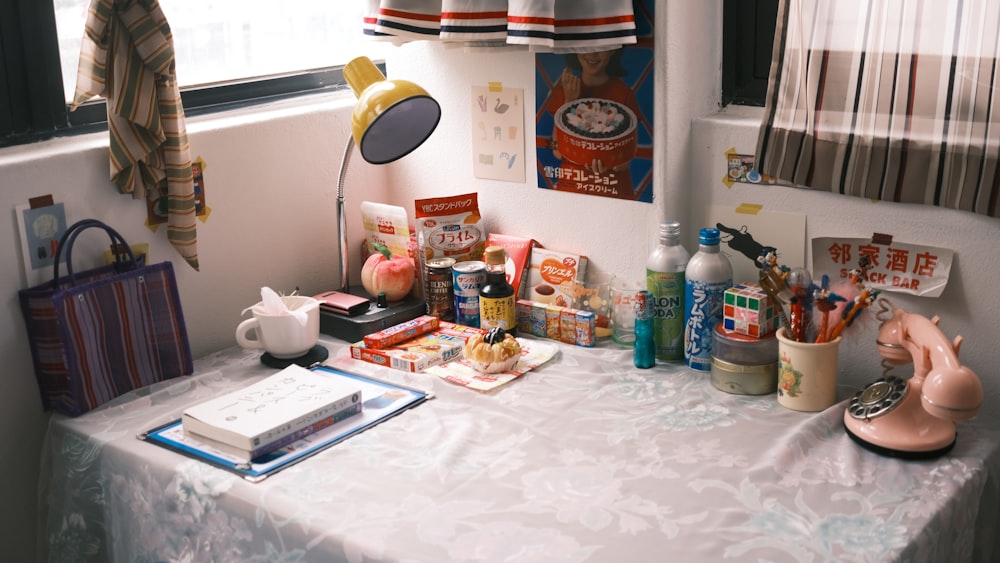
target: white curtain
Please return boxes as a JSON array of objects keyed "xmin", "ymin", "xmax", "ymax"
[
  {"xmin": 757, "ymin": 0, "xmax": 1000, "ymax": 218},
  {"xmin": 364, "ymin": 0, "xmax": 637, "ymax": 52}
]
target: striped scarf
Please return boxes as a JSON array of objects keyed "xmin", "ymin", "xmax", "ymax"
[
  {"xmin": 364, "ymin": 0, "xmax": 637, "ymax": 52},
  {"xmin": 72, "ymin": 0, "xmax": 200, "ymax": 270},
  {"xmin": 757, "ymin": 0, "xmax": 1000, "ymax": 217}
]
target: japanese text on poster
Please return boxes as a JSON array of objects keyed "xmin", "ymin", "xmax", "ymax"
[{"xmin": 534, "ymin": 0, "xmax": 654, "ymax": 203}]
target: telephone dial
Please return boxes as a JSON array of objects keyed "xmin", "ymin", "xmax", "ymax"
[{"xmin": 843, "ymin": 300, "xmax": 983, "ymax": 459}]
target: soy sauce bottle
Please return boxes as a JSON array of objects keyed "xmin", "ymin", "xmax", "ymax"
[{"xmin": 479, "ymin": 246, "xmax": 516, "ymax": 335}]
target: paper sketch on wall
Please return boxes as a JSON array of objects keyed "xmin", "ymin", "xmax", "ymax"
[
  {"xmin": 534, "ymin": 0, "xmax": 654, "ymax": 203},
  {"xmin": 709, "ymin": 204, "xmax": 807, "ymax": 287},
  {"xmin": 16, "ymin": 197, "xmax": 71, "ymax": 288},
  {"xmin": 471, "ymin": 84, "xmax": 525, "ymax": 183},
  {"xmin": 722, "ymin": 148, "xmax": 781, "ymax": 188}
]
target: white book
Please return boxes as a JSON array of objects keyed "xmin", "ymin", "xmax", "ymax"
[
  {"xmin": 181, "ymin": 364, "xmax": 362, "ymax": 451},
  {"xmin": 184, "ymin": 401, "xmax": 362, "ymax": 461}
]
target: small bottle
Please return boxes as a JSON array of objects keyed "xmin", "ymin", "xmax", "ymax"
[
  {"xmin": 646, "ymin": 221, "xmax": 690, "ymax": 361},
  {"xmin": 684, "ymin": 227, "xmax": 733, "ymax": 371},
  {"xmin": 634, "ymin": 290, "xmax": 655, "ymax": 369},
  {"xmin": 479, "ymin": 246, "xmax": 517, "ymax": 335}
]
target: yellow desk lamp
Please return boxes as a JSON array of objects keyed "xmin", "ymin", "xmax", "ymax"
[{"xmin": 320, "ymin": 56, "xmax": 441, "ymax": 341}]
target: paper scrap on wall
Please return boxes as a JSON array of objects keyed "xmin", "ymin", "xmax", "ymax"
[
  {"xmin": 709, "ymin": 205, "xmax": 807, "ymax": 287},
  {"xmin": 471, "ymin": 84, "xmax": 525, "ymax": 183}
]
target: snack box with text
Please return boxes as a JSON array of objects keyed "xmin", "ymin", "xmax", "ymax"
[
  {"xmin": 363, "ymin": 315, "xmax": 440, "ymax": 349},
  {"xmin": 350, "ymin": 321, "xmax": 485, "ymax": 372},
  {"xmin": 521, "ymin": 247, "xmax": 588, "ymax": 309}
]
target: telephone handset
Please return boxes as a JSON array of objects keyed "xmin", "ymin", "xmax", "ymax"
[{"xmin": 843, "ymin": 300, "xmax": 983, "ymax": 459}]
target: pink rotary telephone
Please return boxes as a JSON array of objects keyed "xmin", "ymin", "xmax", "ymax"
[{"xmin": 843, "ymin": 301, "xmax": 983, "ymax": 458}]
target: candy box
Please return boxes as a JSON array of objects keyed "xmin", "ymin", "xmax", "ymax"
[
  {"xmin": 350, "ymin": 321, "xmax": 485, "ymax": 372},
  {"xmin": 723, "ymin": 282, "xmax": 778, "ymax": 337},
  {"xmin": 522, "ymin": 247, "xmax": 588, "ymax": 309}
]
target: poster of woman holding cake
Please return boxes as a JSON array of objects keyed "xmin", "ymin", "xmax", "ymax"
[{"xmin": 535, "ymin": 1, "xmax": 654, "ymax": 203}]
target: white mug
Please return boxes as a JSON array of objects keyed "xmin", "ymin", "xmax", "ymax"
[{"xmin": 235, "ymin": 295, "xmax": 320, "ymax": 359}]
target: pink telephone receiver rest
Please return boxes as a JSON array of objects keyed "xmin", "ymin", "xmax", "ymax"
[{"xmin": 843, "ymin": 301, "xmax": 983, "ymax": 459}]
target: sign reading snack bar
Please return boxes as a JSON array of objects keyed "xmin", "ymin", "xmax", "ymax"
[{"xmin": 811, "ymin": 237, "xmax": 954, "ymax": 298}]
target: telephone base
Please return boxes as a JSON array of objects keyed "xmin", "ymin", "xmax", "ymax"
[{"xmin": 844, "ymin": 423, "xmax": 955, "ymax": 460}]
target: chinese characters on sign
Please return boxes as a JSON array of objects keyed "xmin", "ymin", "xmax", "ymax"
[{"xmin": 811, "ymin": 237, "xmax": 954, "ymax": 298}]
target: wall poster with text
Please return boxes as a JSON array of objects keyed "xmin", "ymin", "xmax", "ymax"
[{"xmin": 534, "ymin": 0, "xmax": 655, "ymax": 203}]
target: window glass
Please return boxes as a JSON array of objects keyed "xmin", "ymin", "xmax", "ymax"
[
  {"xmin": 722, "ymin": 0, "xmax": 777, "ymax": 107},
  {"xmin": 53, "ymin": 0, "xmax": 389, "ymax": 102}
]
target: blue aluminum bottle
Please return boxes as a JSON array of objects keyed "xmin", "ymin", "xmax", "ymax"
[{"xmin": 684, "ymin": 228, "xmax": 733, "ymax": 370}]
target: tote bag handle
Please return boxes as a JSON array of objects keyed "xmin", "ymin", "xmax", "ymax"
[{"xmin": 50, "ymin": 219, "xmax": 140, "ymax": 288}]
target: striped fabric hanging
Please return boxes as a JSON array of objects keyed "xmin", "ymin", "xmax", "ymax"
[
  {"xmin": 364, "ymin": 0, "xmax": 637, "ymax": 52},
  {"xmin": 756, "ymin": 0, "xmax": 1000, "ymax": 217},
  {"xmin": 72, "ymin": 0, "xmax": 200, "ymax": 270}
]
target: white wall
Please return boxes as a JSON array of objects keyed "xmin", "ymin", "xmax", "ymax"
[
  {"xmin": 0, "ymin": 95, "xmax": 377, "ymax": 560},
  {"xmin": 2, "ymin": 1, "xmax": 998, "ymax": 560}
]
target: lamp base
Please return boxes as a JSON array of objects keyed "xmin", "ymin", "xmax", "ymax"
[{"xmin": 319, "ymin": 285, "xmax": 427, "ymax": 342}]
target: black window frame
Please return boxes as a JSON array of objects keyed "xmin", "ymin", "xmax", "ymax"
[
  {"xmin": 722, "ymin": 0, "xmax": 778, "ymax": 107},
  {"xmin": 1, "ymin": 0, "xmax": 356, "ymax": 149}
]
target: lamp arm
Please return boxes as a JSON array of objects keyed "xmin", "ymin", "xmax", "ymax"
[{"xmin": 337, "ymin": 136, "xmax": 356, "ymax": 292}]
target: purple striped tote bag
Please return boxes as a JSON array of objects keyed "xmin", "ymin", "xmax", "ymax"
[{"xmin": 18, "ymin": 219, "xmax": 193, "ymax": 416}]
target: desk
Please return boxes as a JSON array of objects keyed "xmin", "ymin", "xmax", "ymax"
[{"xmin": 41, "ymin": 337, "xmax": 1000, "ymax": 562}]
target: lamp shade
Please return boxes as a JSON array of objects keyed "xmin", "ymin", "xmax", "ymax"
[{"xmin": 344, "ymin": 56, "xmax": 441, "ymax": 165}]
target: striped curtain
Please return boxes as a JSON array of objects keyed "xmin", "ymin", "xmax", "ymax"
[
  {"xmin": 72, "ymin": 0, "xmax": 200, "ymax": 270},
  {"xmin": 756, "ymin": 0, "xmax": 1000, "ymax": 217},
  {"xmin": 364, "ymin": 0, "xmax": 637, "ymax": 52}
]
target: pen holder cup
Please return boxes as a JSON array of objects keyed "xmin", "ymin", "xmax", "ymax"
[{"xmin": 775, "ymin": 327, "xmax": 841, "ymax": 412}]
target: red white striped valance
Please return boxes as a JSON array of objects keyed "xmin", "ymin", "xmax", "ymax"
[
  {"xmin": 757, "ymin": 0, "xmax": 1000, "ymax": 217},
  {"xmin": 364, "ymin": 0, "xmax": 637, "ymax": 52}
]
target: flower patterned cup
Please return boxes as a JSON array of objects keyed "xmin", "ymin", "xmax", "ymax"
[{"xmin": 775, "ymin": 327, "xmax": 841, "ymax": 411}]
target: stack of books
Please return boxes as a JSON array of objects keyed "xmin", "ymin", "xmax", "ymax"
[
  {"xmin": 349, "ymin": 316, "xmax": 485, "ymax": 372},
  {"xmin": 181, "ymin": 364, "xmax": 363, "ymax": 461}
]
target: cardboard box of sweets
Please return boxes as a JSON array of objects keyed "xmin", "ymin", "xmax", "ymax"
[
  {"xmin": 350, "ymin": 321, "xmax": 485, "ymax": 372},
  {"xmin": 521, "ymin": 247, "xmax": 588, "ymax": 309}
]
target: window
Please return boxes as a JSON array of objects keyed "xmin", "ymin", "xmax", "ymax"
[
  {"xmin": 722, "ymin": 0, "xmax": 778, "ymax": 107},
  {"xmin": 2, "ymin": 0, "xmax": 387, "ymax": 148}
]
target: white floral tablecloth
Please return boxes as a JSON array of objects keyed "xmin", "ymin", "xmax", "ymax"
[{"xmin": 39, "ymin": 337, "xmax": 1000, "ymax": 562}]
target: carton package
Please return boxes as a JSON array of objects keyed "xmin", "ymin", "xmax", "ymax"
[
  {"xmin": 485, "ymin": 233, "xmax": 537, "ymax": 298},
  {"xmin": 521, "ymin": 247, "xmax": 588, "ymax": 309},
  {"xmin": 350, "ymin": 321, "xmax": 485, "ymax": 372}
]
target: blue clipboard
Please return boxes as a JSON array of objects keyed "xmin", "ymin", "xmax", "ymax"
[{"xmin": 138, "ymin": 365, "xmax": 433, "ymax": 482}]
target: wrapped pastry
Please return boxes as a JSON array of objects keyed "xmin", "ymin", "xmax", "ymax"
[{"xmin": 463, "ymin": 327, "xmax": 521, "ymax": 374}]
